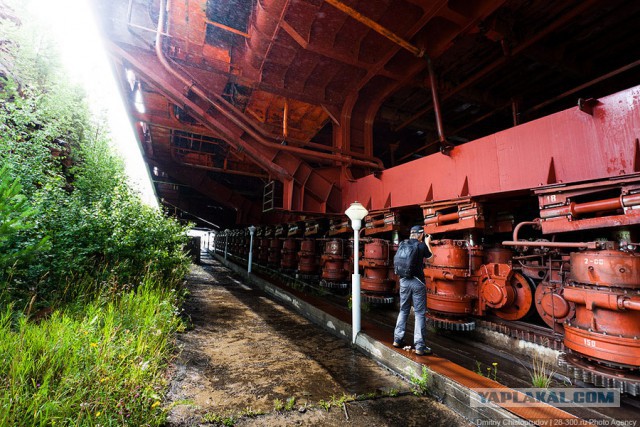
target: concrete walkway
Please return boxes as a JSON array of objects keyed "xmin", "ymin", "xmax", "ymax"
[{"xmin": 165, "ymin": 254, "xmax": 471, "ymax": 426}]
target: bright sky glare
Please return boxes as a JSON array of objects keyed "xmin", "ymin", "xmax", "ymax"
[{"xmin": 27, "ymin": 0, "xmax": 158, "ymax": 207}]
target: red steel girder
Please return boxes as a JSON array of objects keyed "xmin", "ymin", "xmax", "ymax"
[
  {"xmin": 109, "ymin": 42, "xmax": 343, "ymax": 214},
  {"xmin": 344, "ymin": 84, "xmax": 640, "ymax": 211},
  {"xmin": 148, "ymin": 160, "xmax": 261, "ymax": 224}
]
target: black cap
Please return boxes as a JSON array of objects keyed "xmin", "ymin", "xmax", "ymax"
[{"xmin": 410, "ymin": 225, "xmax": 424, "ymax": 234}]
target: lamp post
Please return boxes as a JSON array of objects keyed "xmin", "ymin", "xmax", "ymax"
[
  {"xmin": 248, "ymin": 225, "xmax": 256, "ymax": 273},
  {"xmin": 345, "ymin": 201, "xmax": 369, "ymax": 344}
]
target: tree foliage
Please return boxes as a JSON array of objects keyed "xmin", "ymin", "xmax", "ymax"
[{"xmin": 0, "ymin": 3, "xmax": 189, "ymax": 310}]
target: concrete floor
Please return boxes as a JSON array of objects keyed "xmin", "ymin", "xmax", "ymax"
[{"xmin": 165, "ymin": 254, "xmax": 471, "ymax": 426}]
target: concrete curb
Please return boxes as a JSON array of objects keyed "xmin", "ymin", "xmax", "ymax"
[{"xmin": 214, "ymin": 253, "xmax": 530, "ymax": 425}]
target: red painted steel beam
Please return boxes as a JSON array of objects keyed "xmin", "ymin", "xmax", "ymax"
[
  {"xmin": 110, "ymin": 42, "xmax": 347, "ymax": 213},
  {"xmin": 347, "ymin": 0, "xmax": 506, "ymax": 160},
  {"xmin": 148, "ymin": 159, "xmax": 262, "ymax": 224},
  {"xmin": 343, "ymin": 85, "xmax": 640, "ymax": 211},
  {"xmin": 395, "ymin": 0, "xmax": 602, "ymax": 132}
]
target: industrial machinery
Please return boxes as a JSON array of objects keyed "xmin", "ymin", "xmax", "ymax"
[{"xmin": 95, "ymin": 0, "xmax": 640, "ymax": 394}]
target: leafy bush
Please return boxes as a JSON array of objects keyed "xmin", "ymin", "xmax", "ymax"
[
  {"xmin": 0, "ymin": 4, "xmax": 192, "ymax": 426},
  {"xmin": 0, "ymin": 4, "xmax": 189, "ymax": 309}
]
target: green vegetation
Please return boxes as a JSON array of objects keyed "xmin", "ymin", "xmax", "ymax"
[
  {"xmin": 0, "ymin": 281, "xmax": 184, "ymax": 426},
  {"xmin": 0, "ymin": 2, "xmax": 190, "ymax": 425},
  {"xmin": 530, "ymin": 353, "xmax": 554, "ymax": 389},
  {"xmin": 410, "ymin": 365, "xmax": 431, "ymax": 396},
  {"xmin": 203, "ymin": 412, "xmax": 237, "ymax": 426},
  {"xmin": 475, "ymin": 360, "xmax": 498, "ymax": 381},
  {"xmin": 273, "ymin": 396, "xmax": 296, "ymax": 412},
  {"xmin": 273, "ymin": 398, "xmax": 284, "ymax": 411}
]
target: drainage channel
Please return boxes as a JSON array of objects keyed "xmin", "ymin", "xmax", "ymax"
[
  {"xmin": 165, "ymin": 253, "xmax": 471, "ymax": 426},
  {"xmin": 216, "ymin": 252, "xmax": 640, "ymax": 426}
]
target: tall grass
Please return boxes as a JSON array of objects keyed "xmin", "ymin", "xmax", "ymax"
[
  {"xmin": 530, "ymin": 352, "xmax": 555, "ymax": 389},
  {"xmin": 0, "ymin": 278, "xmax": 184, "ymax": 426}
]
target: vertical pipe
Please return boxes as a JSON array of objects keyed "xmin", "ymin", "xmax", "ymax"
[
  {"xmin": 224, "ymin": 232, "xmax": 228, "ymax": 260},
  {"xmin": 512, "ymin": 98, "xmax": 519, "ymax": 126},
  {"xmin": 352, "ymin": 224, "xmax": 361, "ymax": 344},
  {"xmin": 283, "ymin": 99, "xmax": 289, "ymax": 139},
  {"xmin": 427, "ymin": 58, "xmax": 445, "ymax": 144},
  {"xmin": 248, "ymin": 233, "xmax": 254, "ymax": 273}
]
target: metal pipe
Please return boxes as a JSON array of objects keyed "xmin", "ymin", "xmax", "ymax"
[
  {"xmin": 155, "ymin": 0, "xmax": 383, "ymax": 171},
  {"xmin": 394, "ymin": 0, "xmax": 601, "ymax": 132},
  {"xmin": 155, "ymin": 0, "xmax": 289, "ymax": 179},
  {"xmin": 172, "ymin": 156, "xmax": 270, "ymax": 178},
  {"xmin": 502, "ymin": 240, "xmax": 598, "ymax": 249},
  {"xmin": 424, "ymin": 211, "xmax": 459, "ymax": 226},
  {"xmin": 512, "ymin": 220, "xmax": 540, "ymax": 242},
  {"xmin": 623, "ymin": 299, "xmax": 640, "ymax": 311},
  {"xmin": 212, "ymin": 90, "xmax": 384, "ymax": 167},
  {"xmin": 527, "ymin": 58, "xmax": 640, "ymax": 115},
  {"xmin": 230, "ymin": 93, "xmax": 383, "ymax": 164},
  {"xmin": 570, "ymin": 197, "xmax": 622, "ymax": 217},
  {"xmin": 224, "ymin": 231, "xmax": 228, "ymax": 260},
  {"xmin": 205, "ymin": 19, "xmax": 250, "ymax": 38},
  {"xmin": 503, "ymin": 219, "xmax": 598, "ymax": 248},
  {"xmin": 283, "ymin": 99, "xmax": 289, "ymax": 139},
  {"xmin": 511, "ymin": 98, "xmax": 519, "ymax": 126},
  {"xmin": 426, "ymin": 57, "xmax": 445, "ymax": 144},
  {"xmin": 324, "ymin": 0, "xmax": 424, "ymax": 58},
  {"xmin": 351, "ymin": 227, "xmax": 361, "ymax": 344},
  {"xmin": 397, "ymin": 105, "xmax": 510, "ymax": 162},
  {"xmin": 248, "ymin": 226, "xmax": 256, "ymax": 273}
]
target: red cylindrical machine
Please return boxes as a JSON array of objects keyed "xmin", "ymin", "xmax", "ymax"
[
  {"xmin": 424, "ymin": 240, "xmax": 477, "ymax": 320},
  {"xmin": 268, "ymin": 238, "xmax": 282, "ymax": 266},
  {"xmin": 563, "ymin": 250, "xmax": 640, "ymax": 367},
  {"xmin": 344, "ymin": 240, "xmax": 354, "ymax": 275},
  {"xmin": 359, "ymin": 239, "xmax": 395, "ymax": 294},
  {"xmin": 484, "ymin": 247, "xmax": 513, "ymax": 264},
  {"xmin": 534, "ymin": 255, "xmax": 574, "ymax": 332},
  {"xmin": 280, "ymin": 238, "xmax": 298, "ymax": 270},
  {"xmin": 320, "ymin": 239, "xmax": 348, "ymax": 288},
  {"xmin": 257, "ymin": 238, "xmax": 270, "ymax": 264},
  {"xmin": 297, "ymin": 239, "xmax": 318, "ymax": 277}
]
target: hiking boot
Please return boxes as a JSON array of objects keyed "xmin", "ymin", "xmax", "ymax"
[{"xmin": 416, "ymin": 347, "xmax": 432, "ymax": 356}]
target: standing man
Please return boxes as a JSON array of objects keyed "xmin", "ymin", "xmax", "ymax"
[{"xmin": 393, "ymin": 225, "xmax": 433, "ymax": 355}]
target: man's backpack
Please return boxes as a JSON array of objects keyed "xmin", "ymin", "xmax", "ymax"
[{"xmin": 393, "ymin": 239, "xmax": 422, "ymax": 278}]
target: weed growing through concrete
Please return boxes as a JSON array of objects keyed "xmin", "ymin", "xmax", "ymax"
[
  {"xmin": 240, "ymin": 406, "xmax": 264, "ymax": 418},
  {"xmin": 330, "ymin": 393, "xmax": 356, "ymax": 407},
  {"xmin": 410, "ymin": 366, "xmax": 431, "ymax": 396},
  {"xmin": 474, "ymin": 361, "xmax": 498, "ymax": 381},
  {"xmin": 318, "ymin": 399, "xmax": 331, "ymax": 411},
  {"xmin": 284, "ymin": 396, "xmax": 296, "ymax": 411},
  {"xmin": 203, "ymin": 412, "xmax": 236, "ymax": 426},
  {"xmin": 530, "ymin": 353, "xmax": 554, "ymax": 388}
]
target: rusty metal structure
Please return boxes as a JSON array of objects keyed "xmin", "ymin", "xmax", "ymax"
[
  {"xmin": 93, "ymin": 0, "xmax": 640, "ymax": 393},
  {"xmin": 360, "ymin": 238, "xmax": 396, "ymax": 305},
  {"xmin": 320, "ymin": 238, "xmax": 349, "ymax": 290}
]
